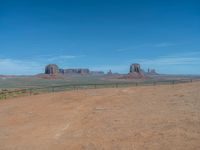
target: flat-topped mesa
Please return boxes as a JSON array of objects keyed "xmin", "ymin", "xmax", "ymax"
[
  {"xmin": 45, "ymin": 64, "xmax": 59, "ymax": 75},
  {"xmin": 90, "ymin": 71, "xmax": 104, "ymax": 75},
  {"xmin": 59, "ymin": 68, "xmax": 90, "ymax": 75}
]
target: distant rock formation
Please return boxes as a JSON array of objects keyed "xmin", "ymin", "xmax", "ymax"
[
  {"xmin": 59, "ymin": 69, "xmax": 90, "ymax": 75},
  {"xmin": 107, "ymin": 70, "xmax": 112, "ymax": 75},
  {"xmin": 90, "ymin": 71, "xmax": 105, "ymax": 75},
  {"xmin": 43, "ymin": 64, "xmax": 64, "ymax": 79},
  {"xmin": 129, "ymin": 63, "xmax": 145, "ymax": 78},
  {"xmin": 42, "ymin": 63, "xmax": 157, "ymax": 80},
  {"xmin": 147, "ymin": 68, "xmax": 158, "ymax": 75},
  {"xmin": 44, "ymin": 64, "xmax": 105, "ymax": 77},
  {"xmin": 119, "ymin": 63, "xmax": 145, "ymax": 79},
  {"xmin": 45, "ymin": 64, "xmax": 59, "ymax": 75},
  {"xmin": 130, "ymin": 63, "xmax": 141, "ymax": 73}
]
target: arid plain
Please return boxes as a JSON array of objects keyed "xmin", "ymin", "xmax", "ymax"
[{"xmin": 0, "ymin": 82, "xmax": 200, "ymax": 150}]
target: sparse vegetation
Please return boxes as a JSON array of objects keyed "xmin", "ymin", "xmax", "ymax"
[{"xmin": 0, "ymin": 76, "xmax": 198, "ymax": 100}]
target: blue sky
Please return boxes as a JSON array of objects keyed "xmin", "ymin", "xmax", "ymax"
[{"xmin": 0, "ymin": 0, "xmax": 200, "ymax": 75}]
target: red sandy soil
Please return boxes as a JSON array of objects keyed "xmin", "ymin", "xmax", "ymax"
[{"xmin": 0, "ymin": 82, "xmax": 200, "ymax": 150}]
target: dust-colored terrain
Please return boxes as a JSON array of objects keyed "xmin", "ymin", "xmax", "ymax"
[{"xmin": 0, "ymin": 82, "xmax": 200, "ymax": 150}]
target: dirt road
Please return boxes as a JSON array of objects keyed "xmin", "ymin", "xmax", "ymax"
[{"xmin": 0, "ymin": 82, "xmax": 200, "ymax": 150}]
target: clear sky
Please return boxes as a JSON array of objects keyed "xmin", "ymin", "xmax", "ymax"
[{"xmin": 0, "ymin": 0, "xmax": 200, "ymax": 75}]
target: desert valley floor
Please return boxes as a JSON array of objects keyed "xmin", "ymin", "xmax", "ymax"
[{"xmin": 0, "ymin": 82, "xmax": 200, "ymax": 150}]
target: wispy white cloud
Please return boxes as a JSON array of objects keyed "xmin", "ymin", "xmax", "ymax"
[
  {"xmin": 91, "ymin": 52, "xmax": 200, "ymax": 74},
  {"xmin": 132, "ymin": 52, "xmax": 200, "ymax": 74},
  {"xmin": 136, "ymin": 57, "xmax": 199, "ymax": 65},
  {"xmin": 0, "ymin": 52, "xmax": 199, "ymax": 75},
  {"xmin": 136, "ymin": 52, "xmax": 200, "ymax": 65},
  {"xmin": 47, "ymin": 55, "xmax": 86, "ymax": 61},
  {"xmin": 116, "ymin": 44, "xmax": 150, "ymax": 52},
  {"xmin": 0, "ymin": 54, "xmax": 86, "ymax": 75},
  {"xmin": 116, "ymin": 42, "xmax": 179, "ymax": 52},
  {"xmin": 0, "ymin": 58, "xmax": 43, "ymax": 75},
  {"xmin": 154, "ymin": 42, "xmax": 176, "ymax": 48}
]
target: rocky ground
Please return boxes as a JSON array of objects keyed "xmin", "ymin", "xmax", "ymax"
[{"xmin": 0, "ymin": 82, "xmax": 200, "ymax": 150}]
